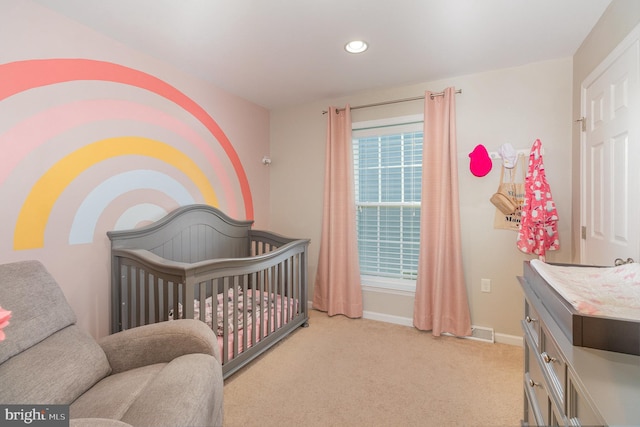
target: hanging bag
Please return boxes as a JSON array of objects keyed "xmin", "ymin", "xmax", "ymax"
[
  {"xmin": 490, "ymin": 164, "xmax": 517, "ymax": 215},
  {"xmin": 493, "ymin": 154, "xmax": 526, "ymax": 231}
]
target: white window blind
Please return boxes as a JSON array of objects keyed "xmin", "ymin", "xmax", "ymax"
[{"xmin": 352, "ymin": 115, "xmax": 423, "ymax": 282}]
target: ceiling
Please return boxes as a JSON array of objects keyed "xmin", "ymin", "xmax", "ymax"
[{"xmin": 33, "ymin": 0, "xmax": 612, "ymax": 110}]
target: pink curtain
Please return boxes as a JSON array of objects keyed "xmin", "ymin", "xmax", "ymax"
[
  {"xmin": 312, "ymin": 106, "xmax": 363, "ymax": 318},
  {"xmin": 413, "ymin": 88, "xmax": 472, "ymax": 337}
]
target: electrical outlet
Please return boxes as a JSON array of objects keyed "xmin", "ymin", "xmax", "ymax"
[{"xmin": 481, "ymin": 278, "xmax": 491, "ymax": 293}]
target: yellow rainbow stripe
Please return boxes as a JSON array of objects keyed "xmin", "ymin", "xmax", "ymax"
[{"xmin": 14, "ymin": 136, "xmax": 218, "ymax": 250}]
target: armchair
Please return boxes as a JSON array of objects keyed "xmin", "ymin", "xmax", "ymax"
[{"xmin": 0, "ymin": 260, "xmax": 223, "ymax": 427}]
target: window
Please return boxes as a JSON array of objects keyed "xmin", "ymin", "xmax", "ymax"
[{"xmin": 352, "ymin": 115, "xmax": 423, "ymax": 290}]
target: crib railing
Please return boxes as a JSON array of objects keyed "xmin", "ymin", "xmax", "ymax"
[{"xmin": 110, "ymin": 233, "xmax": 309, "ymax": 377}]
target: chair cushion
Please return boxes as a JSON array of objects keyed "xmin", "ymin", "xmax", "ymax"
[
  {"xmin": 0, "ymin": 325, "xmax": 111, "ymax": 404},
  {"xmin": 0, "ymin": 260, "xmax": 76, "ymax": 364},
  {"xmin": 71, "ymin": 354, "xmax": 222, "ymax": 427}
]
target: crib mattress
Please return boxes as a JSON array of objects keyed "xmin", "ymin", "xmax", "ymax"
[{"xmin": 524, "ymin": 260, "xmax": 640, "ymax": 356}]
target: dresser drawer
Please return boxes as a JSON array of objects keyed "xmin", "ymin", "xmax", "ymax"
[
  {"xmin": 549, "ymin": 402, "xmax": 564, "ymax": 427},
  {"xmin": 567, "ymin": 370, "xmax": 603, "ymax": 427},
  {"xmin": 524, "ymin": 327, "xmax": 549, "ymax": 426},
  {"xmin": 524, "ymin": 299, "xmax": 540, "ymax": 348},
  {"xmin": 540, "ymin": 325, "xmax": 566, "ymax": 405},
  {"xmin": 523, "ymin": 381, "xmax": 540, "ymax": 427}
]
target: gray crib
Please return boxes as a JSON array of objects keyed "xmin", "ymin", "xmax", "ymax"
[{"xmin": 107, "ymin": 204, "xmax": 310, "ymax": 378}]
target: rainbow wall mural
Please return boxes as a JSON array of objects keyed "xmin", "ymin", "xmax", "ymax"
[{"xmin": 0, "ymin": 59, "xmax": 253, "ymax": 251}]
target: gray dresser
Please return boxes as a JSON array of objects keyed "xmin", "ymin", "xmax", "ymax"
[{"xmin": 519, "ymin": 271, "xmax": 640, "ymax": 426}]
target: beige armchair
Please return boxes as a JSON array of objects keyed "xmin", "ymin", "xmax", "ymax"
[{"xmin": 0, "ymin": 260, "xmax": 223, "ymax": 427}]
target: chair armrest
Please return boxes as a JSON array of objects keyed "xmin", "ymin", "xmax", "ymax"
[{"xmin": 98, "ymin": 319, "xmax": 220, "ymax": 374}]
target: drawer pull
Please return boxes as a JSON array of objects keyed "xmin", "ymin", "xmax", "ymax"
[
  {"xmin": 525, "ymin": 315, "xmax": 536, "ymax": 323},
  {"xmin": 541, "ymin": 352, "xmax": 557, "ymax": 364},
  {"xmin": 528, "ymin": 379, "xmax": 539, "ymax": 388}
]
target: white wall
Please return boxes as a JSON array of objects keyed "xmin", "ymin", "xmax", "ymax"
[{"xmin": 270, "ymin": 58, "xmax": 573, "ymax": 338}]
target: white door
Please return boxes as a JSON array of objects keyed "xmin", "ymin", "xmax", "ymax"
[{"xmin": 581, "ymin": 27, "xmax": 640, "ymax": 266}]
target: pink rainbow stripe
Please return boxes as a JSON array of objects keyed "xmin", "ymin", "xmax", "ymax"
[
  {"xmin": 0, "ymin": 98, "xmax": 238, "ymax": 217},
  {"xmin": 0, "ymin": 59, "xmax": 253, "ymax": 219}
]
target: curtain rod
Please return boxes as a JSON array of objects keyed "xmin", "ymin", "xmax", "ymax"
[{"xmin": 322, "ymin": 89, "xmax": 462, "ymax": 114}]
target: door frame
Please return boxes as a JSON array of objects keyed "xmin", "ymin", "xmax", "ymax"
[{"xmin": 580, "ymin": 23, "xmax": 640, "ymax": 264}]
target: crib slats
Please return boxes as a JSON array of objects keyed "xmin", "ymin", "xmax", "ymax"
[
  {"xmin": 221, "ymin": 277, "xmax": 229, "ymax": 365},
  {"xmin": 286, "ymin": 258, "xmax": 292, "ymax": 322},
  {"xmin": 126, "ymin": 265, "xmax": 133, "ymax": 328},
  {"xmin": 251, "ymin": 271, "xmax": 261, "ymax": 348},
  {"xmin": 279, "ymin": 261, "xmax": 285, "ymax": 329},
  {"xmin": 142, "ymin": 271, "xmax": 149, "ymax": 325},
  {"xmin": 266, "ymin": 265, "xmax": 273, "ymax": 338},
  {"xmin": 197, "ymin": 282, "xmax": 206, "ymax": 325},
  {"xmin": 232, "ymin": 276, "xmax": 239, "ymax": 360},
  {"xmin": 110, "ymin": 231, "xmax": 309, "ymax": 379},
  {"xmin": 242, "ymin": 274, "xmax": 249, "ymax": 357},
  {"xmin": 153, "ymin": 276, "xmax": 161, "ymax": 323},
  {"xmin": 117, "ymin": 252, "xmax": 303, "ymax": 334}
]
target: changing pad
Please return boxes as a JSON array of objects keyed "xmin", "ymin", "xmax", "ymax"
[{"xmin": 530, "ymin": 259, "xmax": 640, "ymax": 321}]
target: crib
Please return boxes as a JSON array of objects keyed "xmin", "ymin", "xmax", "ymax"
[{"xmin": 107, "ymin": 204, "xmax": 310, "ymax": 378}]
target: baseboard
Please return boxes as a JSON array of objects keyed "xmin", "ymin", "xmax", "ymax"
[
  {"xmin": 364, "ymin": 310, "xmax": 523, "ymax": 347},
  {"xmin": 316, "ymin": 305, "xmax": 523, "ymax": 347},
  {"xmin": 309, "ymin": 305, "xmax": 414, "ymax": 326},
  {"xmin": 495, "ymin": 333, "xmax": 523, "ymax": 347},
  {"xmin": 363, "ymin": 310, "xmax": 413, "ymax": 327}
]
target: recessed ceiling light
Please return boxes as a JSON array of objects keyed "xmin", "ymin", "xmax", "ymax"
[{"xmin": 345, "ymin": 40, "xmax": 368, "ymax": 54}]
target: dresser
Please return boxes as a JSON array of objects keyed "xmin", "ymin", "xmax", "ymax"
[{"xmin": 519, "ymin": 270, "xmax": 640, "ymax": 426}]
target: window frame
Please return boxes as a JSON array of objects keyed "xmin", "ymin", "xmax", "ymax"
[{"xmin": 352, "ymin": 114, "xmax": 424, "ymax": 293}]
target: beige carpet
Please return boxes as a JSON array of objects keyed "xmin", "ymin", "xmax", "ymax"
[{"xmin": 223, "ymin": 309, "xmax": 523, "ymax": 427}]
